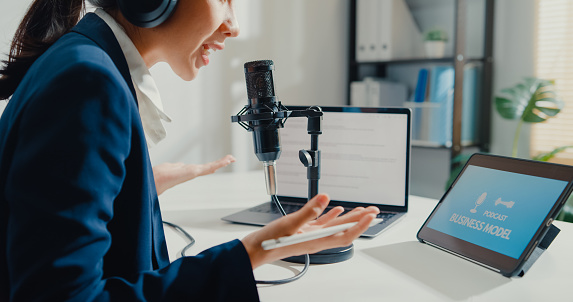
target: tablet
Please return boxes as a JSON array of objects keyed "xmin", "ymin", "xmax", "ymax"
[{"xmin": 417, "ymin": 153, "xmax": 573, "ymax": 277}]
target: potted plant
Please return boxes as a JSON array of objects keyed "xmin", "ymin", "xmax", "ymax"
[
  {"xmin": 446, "ymin": 78, "xmax": 573, "ymax": 222},
  {"xmin": 424, "ymin": 28, "xmax": 448, "ymax": 58},
  {"xmin": 496, "ymin": 78, "xmax": 573, "ymax": 221}
]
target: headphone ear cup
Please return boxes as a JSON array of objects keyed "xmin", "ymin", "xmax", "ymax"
[{"xmin": 117, "ymin": 0, "xmax": 178, "ymax": 28}]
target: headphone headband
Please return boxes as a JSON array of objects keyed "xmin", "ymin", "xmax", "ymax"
[{"xmin": 117, "ymin": 0, "xmax": 178, "ymax": 28}]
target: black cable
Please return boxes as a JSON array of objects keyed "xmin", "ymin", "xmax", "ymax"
[
  {"xmin": 255, "ymin": 195, "xmax": 310, "ymax": 285},
  {"xmin": 162, "ymin": 195, "xmax": 309, "ymax": 285},
  {"xmin": 162, "ymin": 221, "xmax": 196, "ymax": 258}
]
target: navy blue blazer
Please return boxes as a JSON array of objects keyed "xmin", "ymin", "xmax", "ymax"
[{"xmin": 0, "ymin": 13, "xmax": 259, "ymax": 301}]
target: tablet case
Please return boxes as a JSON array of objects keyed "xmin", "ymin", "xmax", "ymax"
[{"xmin": 517, "ymin": 223, "xmax": 560, "ymax": 277}]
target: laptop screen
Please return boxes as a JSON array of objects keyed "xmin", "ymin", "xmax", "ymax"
[{"xmin": 275, "ymin": 106, "xmax": 410, "ymax": 207}]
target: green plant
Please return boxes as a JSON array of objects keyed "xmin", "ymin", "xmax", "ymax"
[
  {"xmin": 424, "ymin": 29, "xmax": 448, "ymax": 42},
  {"xmin": 495, "ymin": 77, "xmax": 564, "ymax": 157},
  {"xmin": 446, "ymin": 77, "xmax": 573, "ymax": 222}
]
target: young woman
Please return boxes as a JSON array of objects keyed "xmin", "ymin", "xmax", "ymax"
[{"xmin": 0, "ymin": 0, "xmax": 379, "ymax": 300}]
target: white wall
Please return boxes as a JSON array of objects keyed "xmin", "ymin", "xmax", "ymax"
[
  {"xmin": 0, "ymin": 0, "xmax": 536, "ymax": 191},
  {"xmin": 149, "ymin": 0, "xmax": 349, "ymax": 171},
  {"xmin": 0, "ymin": 0, "xmax": 349, "ymax": 172},
  {"xmin": 490, "ymin": 0, "xmax": 536, "ymax": 158}
]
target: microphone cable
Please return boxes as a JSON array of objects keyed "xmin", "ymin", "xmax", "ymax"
[
  {"xmin": 255, "ymin": 195, "xmax": 310, "ymax": 285},
  {"xmin": 162, "ymin": 221, "xmax": 196, "ymax": 258},
  {"xmin": 162, "ymin": 195, "xmax": 310, "ymax": 285}
]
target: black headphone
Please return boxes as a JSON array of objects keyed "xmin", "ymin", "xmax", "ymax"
[{"xmin": 117, "ymin": 0, "xmax": 178, "ymax": 28}]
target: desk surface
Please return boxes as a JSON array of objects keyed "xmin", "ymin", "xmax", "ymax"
[{"xmin": 159, "ymin": 171, "xmax": 573, "ymax": 301}]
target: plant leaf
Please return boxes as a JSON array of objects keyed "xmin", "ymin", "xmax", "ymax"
[
  {"xmin": 532, "ymin": 146, "xmax": 573, "ymax": 162},
  {"xmin": 495, "ymin": 78, "xmax": 563, "ymax": 123},
  {"xmin": 495, "ymin": 97, "xmax": 520, "ymax": 119}
]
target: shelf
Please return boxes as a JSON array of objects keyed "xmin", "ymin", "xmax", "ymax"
[
  {"xmin": 348, "ymin": 0, "xmax": 494, "ymax": 158},
  {"xmin": 405, "ymin": 0, "xmax": 453, "ymax": 10},
  {"xmin": 466, "ymin": 57, "xmax": 489, "ymax": 64},
  {"xmin": 412, "ymin": 140, "xmax": 451, "ymax": 149},
  {"xmin": 348, "ymin": 0, "xmax": 493, "ymax": 199},
  {"xmin": 351, "ymin": 56, "xmax": 487, "ymax": 66},
  {"xmin": 412, "ymin": 140, "xmax": 482, "ymax": 149},
  {"xmin": 351, "ymin": 57, "xmax": 455, "ymax": 65}
]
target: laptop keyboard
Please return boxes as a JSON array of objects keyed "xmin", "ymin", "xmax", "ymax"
[{"xmin": 250, "ymin": 201, "xmax": 396, "ymax": 220}]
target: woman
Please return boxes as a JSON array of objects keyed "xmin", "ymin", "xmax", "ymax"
[{"xmin": 0, "ymin": 0, "xmax": 379, "ymax": 300}]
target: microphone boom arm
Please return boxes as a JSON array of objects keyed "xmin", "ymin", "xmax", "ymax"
[{"xmin": 231, "ymin": 105, "xmax": 323, "ymax": 201}]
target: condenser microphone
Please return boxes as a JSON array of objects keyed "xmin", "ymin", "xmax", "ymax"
[{"xmin": 241, "ymin": 60, "xmax": 283, "ymax": 195}]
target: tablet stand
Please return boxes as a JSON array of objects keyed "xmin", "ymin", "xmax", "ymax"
[
  {"xmin": 517, "ymin": 223, "xmax": 560, "ymax": 277},
  {"xmin": 282, "ymin": 106, "xmax": 354, "ymax": 264}
]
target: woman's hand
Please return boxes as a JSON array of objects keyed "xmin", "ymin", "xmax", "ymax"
[
  {"xmin": 153, "ymin": 155, "xmax": 235, "ymax": 195},
  {"xmin": 241, "ymin": 194, "xmax": 380, "ymax": 269}
]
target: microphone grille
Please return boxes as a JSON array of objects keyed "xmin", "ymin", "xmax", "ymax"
[
  {"xmin": 244, "ymin": 60, "xmax": 274, "ymax": 69},
  {"xmin": 244, "ymin": 60, "xmax": 275, "ymax": 99}
]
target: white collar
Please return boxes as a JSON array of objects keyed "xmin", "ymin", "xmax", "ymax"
[{"xmin": 94, "ymin": 9, "xmax": 171, "ymax": 147}]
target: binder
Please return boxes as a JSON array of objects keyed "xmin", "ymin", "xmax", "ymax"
[
  {"xmin": 356, "ymin": 0, "xmax": 424, "ymax": 62},
  {"xmin": 365, "ymin": 77, "xmax": 381, "ymax": 107},
  {"xmin": 377, "ymin": 0, "xmax": 424, "ymax": 61},
  {"xmin": 356, "ymin": 0, "xmax": 378, "ymax": 61},
  {"xmin": 413, "ymin": 69, "xmax": 429, "ymax": 103},
  {"xmin": 350, "ymin": 81, "xmax": 368, "ymax": 107},
  {"xmin": 351, "ymin": 78, "xmax": 408, "ymax": 107},
  {"xmin": 428, "ymin": 66, "xmax": 454, "ymax": 146},
  {"xmin": 462, "ymin": 64, "xmax": 482, "ymax": 144}
]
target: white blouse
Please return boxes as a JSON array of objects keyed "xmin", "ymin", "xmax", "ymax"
[{"xmin": 94, "ymin": 9, "xmax": 171, "ymax": 147}]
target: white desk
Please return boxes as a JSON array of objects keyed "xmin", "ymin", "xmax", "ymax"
[{"xmin": 159, "ymin": 171, "xmax": 573, "ymax": 301}]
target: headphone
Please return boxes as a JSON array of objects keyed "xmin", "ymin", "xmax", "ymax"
[{"xmin": 117, "ymin": 0, "xmax": 178, "ymax": 28}]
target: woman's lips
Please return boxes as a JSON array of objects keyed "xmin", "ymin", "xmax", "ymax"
[
  {"xmin": 201, "ymin": 43, "xmax": 225, "ymax": 67},
  {"xmin": 202, "ymin": 45, "xmax": 211, "ymax": 66}
]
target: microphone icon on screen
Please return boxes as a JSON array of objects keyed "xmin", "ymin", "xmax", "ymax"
[{"xmin": 470, "ymin": 192, "xmax": 487, "ymax": 213}]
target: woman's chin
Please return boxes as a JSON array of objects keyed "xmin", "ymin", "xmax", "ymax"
[
  {"xmin": 181, "ymin": 72, "xmax": 198, "ymax": 82},
  {"xmin": 173, "ymin": 67, "xmax": 199, "ymax": 82}
]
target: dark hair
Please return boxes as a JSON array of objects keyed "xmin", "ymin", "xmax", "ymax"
[{"xmin": 0, "ymin": 0, "xmax": 117, "ymax": 100}]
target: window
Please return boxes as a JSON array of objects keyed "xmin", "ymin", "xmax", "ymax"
[{"xmin": 531, "ymin": 0, "xmax": 573, "ymax": 165}]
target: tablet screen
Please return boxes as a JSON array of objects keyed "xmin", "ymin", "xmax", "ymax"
[
  {"xmin": 425, "ymin": 165, "xmax": 568, "ymax": 259},
  {"xmin": 417, "ymin": 153, "xmax": 573, "ymax": 276}
]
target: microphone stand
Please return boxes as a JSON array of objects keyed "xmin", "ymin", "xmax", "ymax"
[
  {"xmin": 284, "ymin": 106, "xmax": 322, "ymax": 200},
  {"xmin": 282, "ymin": 106, "xmax": 355, "ymax": 265},
  {"xmin": 300, "ymin": 108, "xmax": 321, "ymax": 201},
  {"xmin": 232, "ymin": 105, "xmax": 354, "ymax": 264}
]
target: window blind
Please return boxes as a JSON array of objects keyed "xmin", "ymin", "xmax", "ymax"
[{"xmin": 532, "ymin": 0, "xmax": 573, "ymax": 164}]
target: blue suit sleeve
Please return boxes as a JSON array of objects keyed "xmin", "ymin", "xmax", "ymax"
[{"xmin": 4, "ymin": 62, "xmax": 259, "ymax": 301}]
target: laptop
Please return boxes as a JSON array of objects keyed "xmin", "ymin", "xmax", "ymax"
[{"xmin": 222, "ymin": 106, "xmax": 411, "ymax": 237}]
